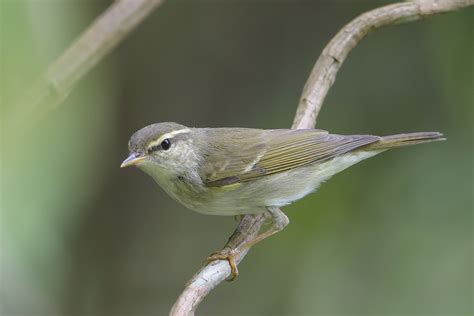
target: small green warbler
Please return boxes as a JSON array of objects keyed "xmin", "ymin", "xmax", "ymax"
[{"xmin": 121, "ymin": 122, "xmax": 443, "ymax": 278}]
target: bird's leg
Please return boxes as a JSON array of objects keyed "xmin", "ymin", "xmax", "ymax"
[
  {"xmin": 238, "ymin": 207, "xmax": 289, "ymax": 250},
  {"xmin": 205, "ymin": 207, "xmax": 289, "ymax": 281}
]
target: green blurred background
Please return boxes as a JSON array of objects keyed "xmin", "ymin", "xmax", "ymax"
[{"xmin": 1, "ymin": 1, "xmax": 472, "ymax": 315}]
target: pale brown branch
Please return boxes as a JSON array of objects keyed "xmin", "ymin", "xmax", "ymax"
[
  {"xmin": 15, "ymin": 0, "xmax": 165, "ymax": 123},
  {"xmin": 170, "ymin": 1, "xmax": 473, "ymax": 315},
  {"xmin": 169, "ymin": 213, "xmax": 269, "ymax": 316},
  {"xmin": 292, "ymin": 0, "xmax": 474, "ymax": 129}
]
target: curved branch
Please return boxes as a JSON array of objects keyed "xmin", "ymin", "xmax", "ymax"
[
  {"xmin": 169, "ymin": 213, "xmax": 269, "ymax": 316},
  {"xmin": 292, "ymin": 0, "xmax": 474, "ymax": 129},
  {"xmin": 170, "ymin": 1, "xmax": 473, "ymax": 315}
]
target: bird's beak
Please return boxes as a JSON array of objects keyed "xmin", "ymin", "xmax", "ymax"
[{"xmin": 120, "ymin": 153, "xmax": 146, "ymax": 168}]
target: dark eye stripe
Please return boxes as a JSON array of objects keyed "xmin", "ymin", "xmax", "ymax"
[
  {"xmin": 147, "ymin": 145, "xmax": 159, "ymax": 154},
  {"xmin": 147, "ymin": 138, "xmax": 172, "ymax": 153}
]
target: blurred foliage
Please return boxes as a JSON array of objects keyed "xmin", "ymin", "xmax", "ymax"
[{"xmin": 1, "ymin": 1, "xmax": 472, "ymax": 316}]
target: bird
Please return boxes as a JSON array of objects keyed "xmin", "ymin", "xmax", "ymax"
[{"xmin": 121, "ymin": 122, "xmax": 443, "ymax": 279}]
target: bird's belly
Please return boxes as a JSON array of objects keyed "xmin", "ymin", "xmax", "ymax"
[
  {"xmin": 150, "ymin": 151, "xmax": 380, "ymax": 216},
  {"xmin": 201, "ymin": 151, "xmax": 381, "ymax": 215}
]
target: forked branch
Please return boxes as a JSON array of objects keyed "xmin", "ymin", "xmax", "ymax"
[{"xmin": 170, "ymin": 1, "xmax": 473, "ymax": 315}]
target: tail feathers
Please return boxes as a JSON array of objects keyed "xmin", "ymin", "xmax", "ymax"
[{"xmin": 364, "ymin": 132, "xmax": 445, "ymax": 151}]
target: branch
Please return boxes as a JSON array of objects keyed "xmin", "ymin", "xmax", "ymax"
[
  {"xmin": 14, "ymin": 0, "xmax": 165, "ymax": 123},
  {"xmin": 169, "ymin": 213, "xmax": 270, "ymax": 316},
  {"xmin": 170, "ymin": 1, "xmax": 473, "ymax": 315},
  {"xmin": 293, "ymin": 0, "xmax": 474, "ymax": 129}
]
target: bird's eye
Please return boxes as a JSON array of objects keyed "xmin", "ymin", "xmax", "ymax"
[
  {"xmin": 161, "ymin": 138, "xmax": 171, "ymax": 150},
  {"xmin": 147, "ymin": 139, "xmax": 171, "ymax": 154}
]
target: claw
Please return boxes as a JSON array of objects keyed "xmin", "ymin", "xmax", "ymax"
[{"xmin": 205, "ymin": 249, "xmax": 239, "ymax": 281}]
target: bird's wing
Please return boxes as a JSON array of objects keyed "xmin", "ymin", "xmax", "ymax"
[{"xmin": 201, "ymin": 128, "xmax": 380, "ymax": 187}]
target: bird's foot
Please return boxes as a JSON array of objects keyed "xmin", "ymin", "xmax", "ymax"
[{"xmin": 205, "ymin": 248, "xmax": 239, "ymax": 281}]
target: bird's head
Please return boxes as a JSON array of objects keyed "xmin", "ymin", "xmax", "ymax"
[{"xmin": 121, "ymin": 122, "xmax": 199, "ymax": 177}]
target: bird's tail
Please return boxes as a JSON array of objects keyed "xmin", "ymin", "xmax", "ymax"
[{"xmin": 363, "ymin": 132, "xmax": 445, "ymax": 151}]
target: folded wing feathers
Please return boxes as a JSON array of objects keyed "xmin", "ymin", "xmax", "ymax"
[{"xmin": 204, "ymin": 130, "xmax": 380, "ymax": 187}]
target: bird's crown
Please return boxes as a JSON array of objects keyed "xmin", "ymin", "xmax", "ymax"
[{"xmin": 128, "ymin": 122, "xmax": 189, "ymax": 154}]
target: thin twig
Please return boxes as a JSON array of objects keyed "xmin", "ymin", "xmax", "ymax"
[
  {"xmin": 13, "ymin": 0, "xmax": 165, "ymax": 124},
  {"xmin": 170, "ymin": 1, "xmax": 473, "ymax": 315}
]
